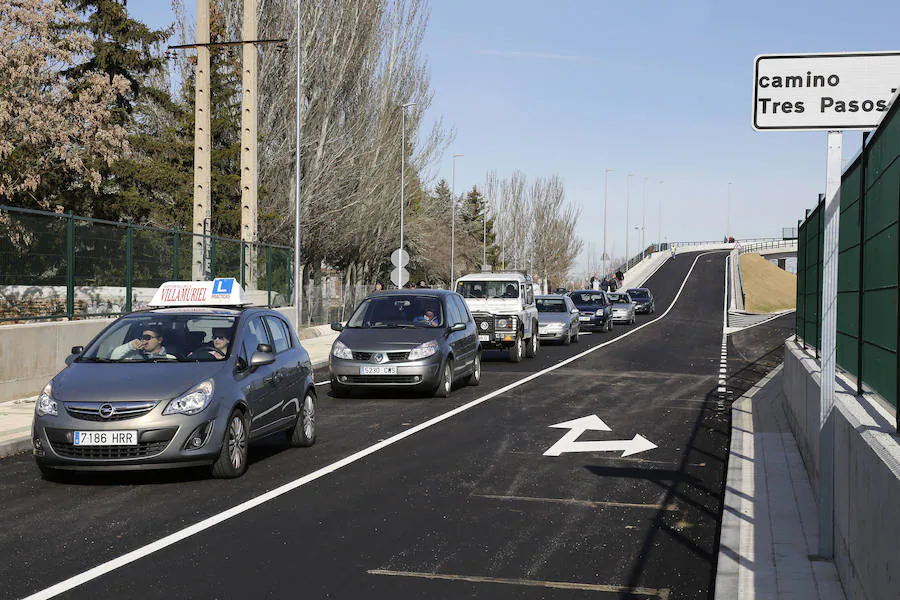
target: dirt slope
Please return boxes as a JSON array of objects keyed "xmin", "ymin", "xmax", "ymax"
[{"xmin": 739, "ymin": 253, "xmax": 796, "ymax": 313}]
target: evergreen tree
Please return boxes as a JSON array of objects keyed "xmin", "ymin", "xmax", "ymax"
[{"xmin": 65, "ymin": 0, "xmax": 170, "ymax": 123}]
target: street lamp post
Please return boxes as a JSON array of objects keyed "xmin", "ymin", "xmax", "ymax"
[
  {"xmin": 657, "ymin": 180, "xmax": 663, "ymax": 250},
  {"xmin": 451, "ymin": 153, "xmax": 464, "ymax": 284},
  {"xmin": 603, "ymin": 168, "xmax": 614, "ymax": 275},
  {"xmin": 641, "ymin": 177, "xmax": 648, "ymax": 258},
  {"xmin": 399, "ymin": 102, "xmax": 417, "ymax": 279},
  {"xmin": 293, "ymin": 0, "xmax": 302, "ymax": 328},
  {"xmin": 727, "ymin": 181, "xmax": 733, "ymax": 240},
  {"xmin": 625, "ymin": 174, "xmax": 634, "ymax": 261}
]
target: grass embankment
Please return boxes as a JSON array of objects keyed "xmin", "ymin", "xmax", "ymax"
[{"xmin": 739, "ymin": 253, "xmax": 796, "ymax": 313}]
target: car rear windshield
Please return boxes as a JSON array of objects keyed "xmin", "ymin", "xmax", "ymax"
[
  {"xmin": 627, "ymin": 289, "xmax": 649, "ymax": 298},
  {"xmin": 79, "ymin": 314, "xmax": 239, "ymax": 362},
  {"xmin": 456, "ymin": 280, "xmax": 519, "ymax": 299},
  {"xmin": 536, "ymin": 298, "xmax": 567, "ymax": 312},
  {"xmin": 347, "ymin": 295, "xmax": 444, "ymax": 328},
  {"xmin": 570, "ymin": 292, "xmax": 606, "ymax": 306}
]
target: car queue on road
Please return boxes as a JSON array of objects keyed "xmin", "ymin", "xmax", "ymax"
[{"xmin": 28, "ymin": 273, "xmax": 656, "ymax": 483}]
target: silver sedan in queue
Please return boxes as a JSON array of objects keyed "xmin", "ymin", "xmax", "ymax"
[
  {"xmin": 606, "ymin": 291, "xmax": 636, "ymax": 324},
  {"xmin": 536, "ymin": 295, "xmax": 580, "ymax": 345}
]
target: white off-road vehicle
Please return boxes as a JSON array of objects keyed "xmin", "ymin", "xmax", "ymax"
[{"xmin": 454, "ymin": 271, "xmax": 539, "ymax": 362}]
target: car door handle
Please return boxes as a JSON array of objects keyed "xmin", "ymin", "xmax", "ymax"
[{"xmin": 264, "ymin": 374, "xmax": 282, "ymax": 386}]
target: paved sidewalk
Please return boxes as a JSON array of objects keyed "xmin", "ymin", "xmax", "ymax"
[
  {"xmin": 715, "ymin": 365, "xmax": 845, "ymax": 599},
  {"xmin": 0, "ymin": 328, "xmax": 338, "ymax": 460}
]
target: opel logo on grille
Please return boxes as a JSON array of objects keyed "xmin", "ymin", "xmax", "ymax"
[
  {"xmin": 480, "ymin": 321, "xmax": 489, "ymax": 331},
  {"xmin": 373, "ymin": 353, "xmax": 387, "ymax": 364},
  {"xmin": 98, "ymin": 404, "xmax": 115, "ymax": 418}
]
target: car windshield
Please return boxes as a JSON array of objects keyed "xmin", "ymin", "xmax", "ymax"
[
  {"xmin": 570, "ymin": 292, "xmax": 606, "ymax": 306},
  {"xmin": 456, "ymin": 280, "xmax": 519, "ymax": 299},
  {"xmin": 347, "ymin": 295, "xmax": 444, "ymax": 328},
  {"xmin": 536, "ymin": 298, "xmax": 567, "ymax": 313},
  {"xmin": 79, "ymin": 314, "xmax": 239, "ymax": 362},
  {"xmin": 608, "ymin": 294, "xmax": 631, "ymax": 303},
  {"xmin": 627, "ymin": 289, "xmax": 649, "ymax": 298}
]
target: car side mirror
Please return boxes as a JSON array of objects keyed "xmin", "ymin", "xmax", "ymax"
[
  {"xmin": 257, "ymin": 343, "xmax": 273, "ymax": 353},
  {"xmin": 330, "ymin": 321, "xmax": 344, "ymax": 332},
  {"xmin": 249, "ymin": 350, "xmax": 275, "ymax": 369},
  {"xmin": 450, "ymin": 322, "xmax": 466, "ymax": 332},
  {"xmin": 65, "ymin": 346, "xmax": 84, "ymax": 365},
  {"xmin": 71, "ymin": 346, "xmax": 84, "ymax": 355}
]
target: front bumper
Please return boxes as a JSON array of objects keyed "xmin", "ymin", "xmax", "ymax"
[
  {"xmin": 576, "ymin": 313, "xmax": 608, "ymax": 329},
  {"xmin": 330, "ymin": 354, "xmax": 443, "ymax": 388},
  {"xmin": 538, "ymin": 326, "xmax": 568, "ymax": 342},
  {"xmin": 611, "ymin": 309, "xmax": 633, "ymax": 323},
  {"xmin": 33, "ymin": 407, "xmax": 226, "ymax": 471},
  {"xmin": 634, "ymin": 303, "xmax": 653, "ymax": 314}
]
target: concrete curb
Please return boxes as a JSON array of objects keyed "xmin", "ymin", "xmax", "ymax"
[
  {"xmin": 0, "ymin": 437, "xmax": 32, "ymax": 460},
  {"xmin": 714, "ymin": 362, "xmax": 784, "ymax": 599}
]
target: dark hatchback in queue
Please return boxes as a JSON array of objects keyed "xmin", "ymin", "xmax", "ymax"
[
  {"xmin": 329, "ymin": 289, "xmax": 481, "ymax": 397},
  {"xmin": 626, "ymin": 287, "xmax": 656, "ymax": 314},
  {"xmin": 32, "ymin": 280, "xmax": 318, "ymax": 481},
  {"xmin": 568, "ymin": 290, "xmax": 612, "ymax": 332}
]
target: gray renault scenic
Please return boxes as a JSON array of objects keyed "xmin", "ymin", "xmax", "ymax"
[{"xmin": 329, "ymin": 289, "xmax": 481, "ymax": 397}]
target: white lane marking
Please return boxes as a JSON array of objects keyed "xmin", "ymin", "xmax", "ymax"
[
  {"xmin": 23, "ymin": 251, "xmax": 721, "ymax": 600},
  {"xmin": 471, "ymin": 493, "xmax": 679, "ymax": 511},
  {"xmin": 366, "ymin": 570, "xmax": 671, "ymax": 597},
  {"xmin": 314, "ymin": 380, "xmax": 330, "ymax": 387}
]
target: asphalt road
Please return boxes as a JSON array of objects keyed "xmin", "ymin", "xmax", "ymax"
[{"xmin": 0, "ymin": 250, "xmax": 788, "ymax": 600}]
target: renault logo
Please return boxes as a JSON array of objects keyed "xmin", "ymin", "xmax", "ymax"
[
  {"xmin": 373, "ymin": 353, "xmax": 388, "ymax": 364},
  {"xmin": 98, "ymin": 404, "xmax": 116, "ymax": 418}
]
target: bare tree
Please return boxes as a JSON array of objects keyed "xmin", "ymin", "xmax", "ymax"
[{"xmin": 0, "ymin": 0, "xmax": 130, "ymax": 203}]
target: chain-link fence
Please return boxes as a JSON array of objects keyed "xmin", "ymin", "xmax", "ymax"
[
  {"xmin": 796, "ymin": 95, "xmax": 900, "ymax": 410},
  {"xmin": 0, "ymin": 206, "xmax": 293, "ymax": 323}
]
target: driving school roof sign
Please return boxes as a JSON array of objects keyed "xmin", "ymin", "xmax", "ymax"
[
  {"xmin": 753, "ymin": 51, "xmax": 900, "ymax": 131},
  {"xmin": 149, "ymin": 278, "xmax": 250, "ymax": 307}
]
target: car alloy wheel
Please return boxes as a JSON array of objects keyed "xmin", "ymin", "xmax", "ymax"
[
  {"xmin": 509, "ymin": 336, "xmax": 523, "ymax": 363},
  {"xmin": 289, "ymin": 392, "xmax": 317, "ymax": 447},
  {"xmin": 227, "ymin": 415, "xmax": 247, "ymax": 470},
  {"xmin": 212, "ymin": 409, "xmax": 249, "ymax": 478},
  {"xmin": 467, "ymin": 352, "xmax": 482, "ymax": 386},
  {"xmin": 434, "ymin": 359, "xmax": 453, "ymax": 397}
]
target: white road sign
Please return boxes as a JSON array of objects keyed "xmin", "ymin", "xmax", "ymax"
[
  {"xmin": 543, "ymin": 415, "xmax": 657, "ymax": 458},
  {"xmin": 753, "ymin": 51, "xmax": 900, "ymax": 131}
]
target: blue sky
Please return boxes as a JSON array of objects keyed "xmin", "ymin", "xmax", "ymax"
[{"xmin": 131, "ymin": 0, "xmax": 898, "ymax": 272}]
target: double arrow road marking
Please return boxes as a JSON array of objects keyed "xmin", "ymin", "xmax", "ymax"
[{"xmin": 543, "ymin": 415, "xmax": 658, "ymax": 458}]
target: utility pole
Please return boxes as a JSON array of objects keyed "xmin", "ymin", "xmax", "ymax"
[
  {"xmin": 240, "ymin": 0, "xmax": 258, "ymax": 289},
  {"xmin": 192, "ymin": 0, "xmax": 211, "ymax": 281}
]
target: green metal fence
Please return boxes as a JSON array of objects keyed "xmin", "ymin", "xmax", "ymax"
[
  {"xmin": 796, "ymin": 98, "xmax": 900, "ymax": 410},
  {"xmin": 0, "ymin": 206, "xmax": 293, "ymax": 322}
]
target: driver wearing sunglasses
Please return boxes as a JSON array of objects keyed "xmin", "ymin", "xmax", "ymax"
[{"xmin": 110, "ymin": 327, "xmax": 174, "ymax": 360}]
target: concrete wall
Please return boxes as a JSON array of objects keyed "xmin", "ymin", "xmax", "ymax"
[
  {"xmin": 783, "ymin": 339, "xmax": 900, "ymax": 600},
  {"xmin": 0, "ymin": 318, "xmax": 115, "ymax": 403}
]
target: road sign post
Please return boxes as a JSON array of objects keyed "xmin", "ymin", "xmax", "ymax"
[
  {"xmin": 390, "ymin": 247, "xmax": 410, "ymax": 288},
  {"xmin": 749, "ymin": 51, "xmax": 900, "ymax": 559}
]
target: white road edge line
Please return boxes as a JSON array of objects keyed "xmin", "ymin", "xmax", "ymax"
[{"xmin": 23, "ymin": 251, "xmax": 724, "ymax": 600}]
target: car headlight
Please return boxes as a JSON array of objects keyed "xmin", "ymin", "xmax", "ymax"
[
  {"xmin": 496, "ymin": 316, "xmax": 516, "ymax": 329},
  {"xmin": 545, "ymin": 322, "xmax": 565, "ymax": 330},
  {"xmin": 163, "ymin": 380, "xmax": 214, "ymax": 416},
  {"xmin": 408, "ymin": 340, "xmax": 438, "ymax": 360},
  {"xmin": 36, "ymin": 382, "xmax": 58, "ymax": 417},
  {"xmin": 331, "ymin": 340, "xmax": 353, "ymax": 360}
]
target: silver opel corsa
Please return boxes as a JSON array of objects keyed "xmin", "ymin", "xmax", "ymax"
[{"xmin": 32, "ymin": 280, "xmax": 317, "ymax": 480}]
